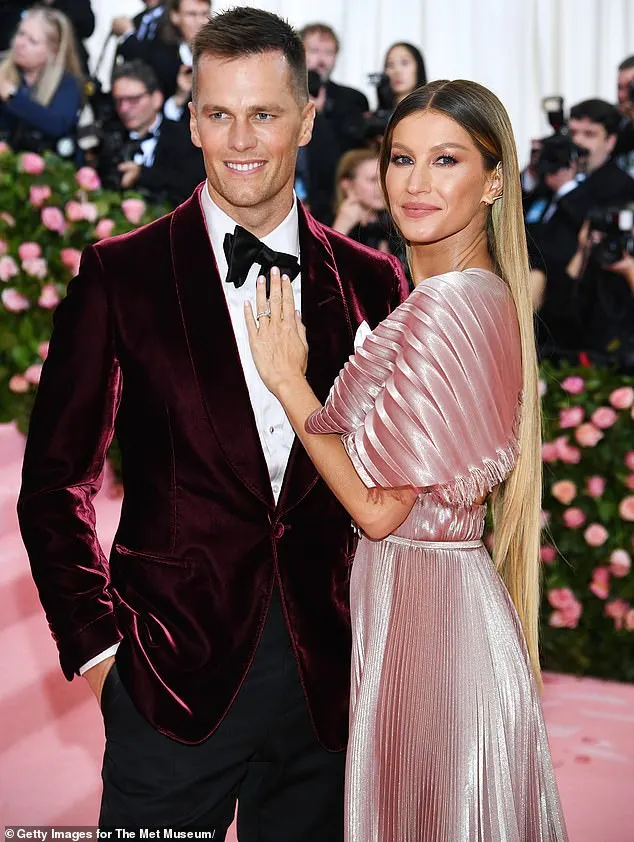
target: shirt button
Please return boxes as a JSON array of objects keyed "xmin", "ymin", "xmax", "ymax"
[{"xmin": 269, "ymin": 426, "xmax": 275, "ymax": 434}]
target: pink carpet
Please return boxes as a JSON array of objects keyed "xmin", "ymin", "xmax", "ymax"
[{"xmin": 1, "ymin": 422, "xmax": 633, "ymax": 840}]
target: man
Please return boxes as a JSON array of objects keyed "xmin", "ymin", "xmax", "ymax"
[
  {"xmin": 529, "ymin": 99, "xmax": 634, "ymax": 272},
  {"xmin": 115, "ymin": 0, "xmax": 210, "ymax": 99},
  {"xmin": 615, "ymin": 55, "xmax": 634, "ymax": 175},
  {"xmin": 18, "ymin": 7, "xmax": 407, "ymax": 839},
  {"xmin": 98, "ymin": 59, "xmax": 205, "ymax": 205}
]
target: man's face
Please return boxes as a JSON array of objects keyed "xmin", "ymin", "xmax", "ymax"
[
  {"xmin": 113, "ymin": 77, "xmax": 163, "ymax": 134},
  {"xmin": 303, "ymin": 33, "xmax": 338, "ymax": 81},
  {"xmin": 617, "ymin": 67, "xmax": 634, "ymax": 113},
  {"xmin": 568, "ymin": 117, "xmax": 616, "ymax": 173},
  {"xmin": 190, "ymin": 51, "xmax": 314, "ymax": 232},
  {"xmin": 170, "ymin": 0, "xmax": 210, "ymax": 44}
]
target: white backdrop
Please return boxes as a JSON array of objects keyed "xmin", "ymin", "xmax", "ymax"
[{"xmin": 86, "ymin": 0, "xmax": 634, "ymax": 166}]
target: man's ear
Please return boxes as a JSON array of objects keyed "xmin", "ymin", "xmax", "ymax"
[
  {"xmin": 153, "ymin": 90, "xmax": 164, "ymax": 113},
  {"xmin": 298, "ymin": 99, "xmax": 316, "ymax": 148},
  {"xmin": 189, "ymin": 101, "xmax": 201, "ymax": 148},
  {"xmin": 606, "ymin": 133, "xmax": 617, "ymax": 156}
]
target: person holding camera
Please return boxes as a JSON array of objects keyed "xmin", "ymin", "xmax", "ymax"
[
  {"xmin": 534, "ymin": 211, "xmax": 634, "ymax": 372},
  {"xmin": 300, "ymin": 22, "xmax": 369, "ymax": 155},
  {"xmin": 0, "ymin": 6, "xmax": 83, "ymax": 153},
  {"xmin": 98, "ymin": 60, "xmax": 204, "ymax": 206},
  {"xmin": 115, "ymin": 0, "xmax": 210, "ymax": 101}
]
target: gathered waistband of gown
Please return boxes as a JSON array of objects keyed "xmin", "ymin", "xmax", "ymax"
[{"xmin": 381, "ymin": 535, "xmax": 484, "ymax": 550}]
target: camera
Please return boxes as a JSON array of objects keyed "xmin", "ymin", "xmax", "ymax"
[
  {"xmin": 363, "ymin": 72, "xmax": 394, "ymax": 140},
  {"xmin": 588, "ymin": 206, "xmax": 634, "ymax": 265},
  {"xmin": 96, "ymin": 122, "xmax": 144, "ymax": 190},
  {"xmin": 535, "ymin": 133, "xmax": 588, "ymax": 178}
]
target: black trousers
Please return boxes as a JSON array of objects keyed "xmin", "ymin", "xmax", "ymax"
[{"xmin": 99, "ymin": 588, "xmax": 346, "ymax": 840}]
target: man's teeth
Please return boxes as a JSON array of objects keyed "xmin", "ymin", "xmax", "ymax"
[{"xmin": 227, "ymin": 162, "xmax": 263, "ymax": 171}]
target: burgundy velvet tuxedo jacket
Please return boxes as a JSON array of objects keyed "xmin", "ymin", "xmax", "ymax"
[{"xmin": 18, "ymin": 186, "xmax": 408, "ymax": 747}]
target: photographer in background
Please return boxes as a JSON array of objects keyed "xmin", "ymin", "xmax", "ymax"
[
  {"xmin": 115, "ymin": 0, "xmax": 210, "ymax": 101},
  {"xmin": 97, "ymin": 60, "xmax": 204, "ymax": 206},
  {"xmin": 364, "ymin": 42, "xmax": 426, "ymax": 144},
  {"xmin": 300, "ymin": 22, "xmax": 368, "ymax": 155},
  {"xmin": 0, "ymin": 6, "xmax": 83, "ymax": 154},
  {"xmin": 615, "ymin": 55, "xmax": 634, "ymax": 176},
  {"xmin": 534, "ymin": 209, "xmax": 634, "ymax": 372}
]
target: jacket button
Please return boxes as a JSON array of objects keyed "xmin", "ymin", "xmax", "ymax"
[{"xmin": 273, "ymin": 523, "xmax": 285, "ymax": 539}]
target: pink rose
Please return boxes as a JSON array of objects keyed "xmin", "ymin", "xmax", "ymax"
[
  {"xmin": 38, "ymin": 284, "xmax": 60, "ymax": 309},
  {"xmin": 81, "ymin": 202, "xmax": 98, "ymax": 222},
  {"xmin": 625, "ymin": 452, "xmax": 634, "ymax": 471},
  {"xmin": 542, "ymin": 442, "xmax": 558, "ymax": 463},
  {"xmin": 20, "ymin": 152, "xmax": 45, "ymax": 175},
  {"xmin": 619, "ymin": 496, "xmax": 634, "ymax": 521},
  {"xmin": 0, "ymin": 255, "xmax": 19, "ymax": 282},
  {"xmin": 589, "ymin": 565, "xmax": 610, "ymax": 599},
  {"xmin": 591, "ymin": 407, "xmax": 618, "ymax": 429},
  {"xmin": 9, "ymin": 374, "xmax": 30, "ymax": 393},
  {"xmin": 60, "ymin": 248, "xmax": 82, "ymax": 275},
  {"xmin": 1, "ymin": 212, "xmax": 15, "ymax": 227},
  {"xmin": 626, "ymin": 474, "xmax": 634, "ymax": 492},
  {"xmin": 586, "ymin": 476, "xmax": 606, "ymax": 498},
  {"xmin": 610, "ymin": 387, "xmax": 634, "ymax": 410},
  {"xmin": 610, "ymin": 549, "xmax": 631, "ymax": 578},
  {"xmin": 76, "ymin": 166, "xmax": 101, "ymax": 191},
  {"xmin": 551, "ymin": 480, "xmax": 577, "ymax": 505},
  {"xmin": 605, "ymin": 599, "xmax": 629, "ymax": 629},
  {"xmin": 538, "ymin": 379, "xmax": 547, "ymax": 397},
  {"xmin": 94, "ymin": 218, "xmax": 115, "ymax": 240},
  {"xmin": 41, "ymin": 206, "xmax": 66, "ymax": 234},
  {"xmin": 121, "ymin": 198, "xmax": 146, "ymax": 225},
  {"xmin": 22, "ymin": 257, "xmax": 48, "ymax": 279},
  {"xmin": 584, "ymin": 523, "xmax": 609, "ymax": 547},
  {"xmin": 559, "ymin": 442, "xmax": 582, "ymax": 464},
  {"xmin": 563, "ymin": 507, "xmax": 586, "ymax": 529},
  {"xmin": 24, "ymin": 363, "xmax": 42, "ymax": 385},
  {"xmin": 1, "ymin": 288, "xmax": 30, "ymax": 312},
  {"xmin": 540, "ymin": 509, "xmax": 551, "ymax": 528},
  {"xmin": 548, "ymin": 587, "xmax": 577, "ymax": 610},
  {"xmin": 29, "ymin": 184, "xmax": 52, "ymax": 207},
  {"xmin": 540, "ymin": 545, "xmax": 556, "ymax": 564},
  {"xmin": 0, "ymin": 240, "xmax": 6, "ymax": 255},
  {"xmin": 575, "ymin": 423, "xmax": 603, "ymax": 448},
  {"xmin": 18, "ymin": 242, "xmax": 41, "ymax": 261},
  {"xmin": 626, "ymin": 610, "xmax": 634, "ymax": 631},
  {"xmin": 0, "ymin": 140, "xmax": 10, "ymax": 154},
  {"xmin": 37, "ymin": 341, "xmax": 49, "ymax": 360},
  {"xmin": 559, "ymin": 406, "xmax": 585, "ymax": 428},
  {"xmin": 561, "ymin": 376, "xmax": 585, "ymax": 394},
  {"xmin": 65, "ymin": 200, "xmax": 84, "ymax": 222}
]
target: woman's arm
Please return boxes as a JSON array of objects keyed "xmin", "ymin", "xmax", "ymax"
[
  {"xmin": 246, "ymin": 270, "xmax": 417, "ymax": 540},
  {"xmin": 3, "ymin": 74, "xmax": 80, "ymax": 137}
]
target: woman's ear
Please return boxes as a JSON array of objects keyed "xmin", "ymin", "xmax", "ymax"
[
  {"xmin": 482, "ymin": 161, "xmax": 504, "ymax": 206},
  {"xmin": 340, "ymin": 176, "xmax": 354, "ymax": 199}
]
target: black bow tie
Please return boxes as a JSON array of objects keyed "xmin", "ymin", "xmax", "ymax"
[{"xmin": 223, "ymin": 225, "xmax": 300, "ymax": 297}]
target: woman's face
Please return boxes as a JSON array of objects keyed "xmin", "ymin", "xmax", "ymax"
[
  {"xmin": 385, "ymin": 46, "xmax": 418, "ymax": 98},
  {"xmin": 12, "ymin": 15, "xmax": 54, "ymax": 74},
  {"xmin": 385, "ymin": 109, "xmax": 497, "ymax": 246},
  {"xmin": 346, "ymin": 158, "xmax": 384, "ymax": 212}
]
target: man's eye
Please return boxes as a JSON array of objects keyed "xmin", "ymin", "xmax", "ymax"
[
  {"xmin": 209, "ymin": 112, "xmax": 227, "ymax": 120},
  {"xmin": 255, "ymin": 113, "xmax": 274, "ymax": 121}
]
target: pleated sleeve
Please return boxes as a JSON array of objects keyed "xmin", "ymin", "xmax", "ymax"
[{"xmin": 306, "ymin": 270, "xmax": 523, "ymax": 506}]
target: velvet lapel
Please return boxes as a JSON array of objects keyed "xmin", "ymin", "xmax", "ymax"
[
  {"xmin": 276, "ymin": 203, "xmax": 354, "ymax": 518},
  {"xmin": 170, "ymin": 187, "xmax": 274, "ymax": 508}
]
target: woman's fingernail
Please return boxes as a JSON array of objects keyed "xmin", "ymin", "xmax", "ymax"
[
  {"xmin": 282, "ymin": 274, "xmax": 290, "ymax": 281},
  {"xmin": 257, "ymin": 275, "xmax": 265, "ymax": 285}
]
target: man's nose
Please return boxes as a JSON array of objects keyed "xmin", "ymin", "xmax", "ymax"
[{"xmin": 229, "ymin": 118, "xmax": 257, "ymax": 151}]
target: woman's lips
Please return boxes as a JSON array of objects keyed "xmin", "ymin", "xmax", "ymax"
[{"xmin": 401, "ymin": 203, "xmax": 441, "ymax": 219}]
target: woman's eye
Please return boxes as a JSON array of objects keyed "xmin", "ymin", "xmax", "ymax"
[
  {"xmin": 435, "ymin": 154, "xmax": 458, "ymax": 166},
  {"xmin": 391, "ymin": 154, "xmax": 414, "ymax": 166}
]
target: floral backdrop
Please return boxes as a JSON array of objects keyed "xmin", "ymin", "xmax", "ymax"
[{"xmin": 1, "ymin": 146, "xmax": 633, "ymax": 681}]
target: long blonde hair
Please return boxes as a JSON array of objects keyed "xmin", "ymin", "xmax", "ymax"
[
  {"xmin": 0, "ymin": 7, "xmax": 84, "ymax": 106},
  {"xmin": 379, "ymin": 79, "xmax": 543, "ymax": 684}
]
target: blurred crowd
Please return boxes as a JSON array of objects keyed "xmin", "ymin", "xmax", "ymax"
[{"xmin": 1, "ymin": 0, "xmax": 634, "ymax": 372}]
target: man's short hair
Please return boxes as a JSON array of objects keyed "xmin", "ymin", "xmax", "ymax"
[
  {"xmin": 191, "ymin": 7, "xmax": 308, "ymax": 104},
  {"xmin": 299, "ymin": 22, "xmax": 340, "ymax": 53},
  {"xmin": 112, "ymin": 59, "xmax": 161, "ymax": 94},
  {"xmin": 619, "ymin": 55, "xmax": 634, "ymax": 72},
  {"xmin": 569, "ymin": 98, "xmax": 621, "ymax": 136}
]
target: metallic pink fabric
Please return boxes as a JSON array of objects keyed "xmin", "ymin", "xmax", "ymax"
[{"xmin": 307, "ymin": 269, "xmax": 568, "ymax": 840}]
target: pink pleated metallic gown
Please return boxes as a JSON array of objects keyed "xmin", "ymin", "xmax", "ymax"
[{"xmin": 306, "ymin": 269, "xmax": 568, "ymax": 841}]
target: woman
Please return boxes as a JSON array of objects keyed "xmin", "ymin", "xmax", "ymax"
[
  {"xmin": 0, "ymin": 6, "xmax": 83, "ymax": 151},
  {"xmin": 384, "ymin": 41, "xmax": 426, "ymax": 106},
  {"xmin": 246, "ymin": 79, "xmax": 568, "ymax": 840},
  {"xmin": 332, "ymin": 149, "xmax": 391, "ymax": 252}
]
